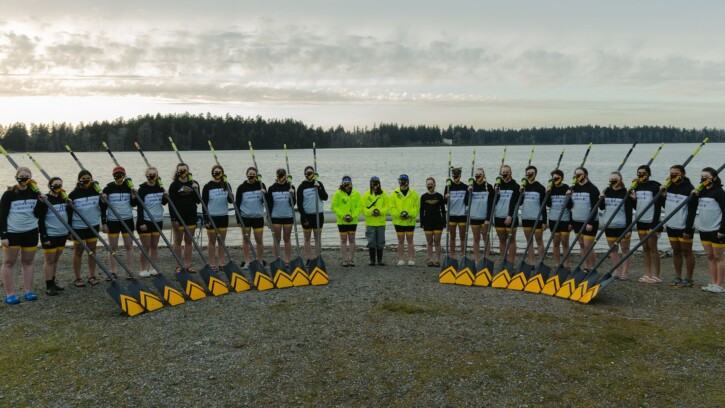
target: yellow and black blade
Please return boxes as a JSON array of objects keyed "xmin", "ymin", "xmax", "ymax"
[
  {"xmin": 289, "ymin": 256, "xmax": 310, "ymax": 286},
  {"xmin": 571, "ymin": 270, "xmax": 606, "ymax": 302},
  {"xmin": 149, "ymin": 273, "xmax": 186, "ymax": 306},
  {"xmin": 222, "ymin": 261, "xmax": 252, "ymax": 292},
  {"xmin": 473, "ymin": 257, "xmax": 494, "ymax": 286},
  {"xmin": 175, "ymin": 268, "xmax": 208, "ymax": 301},
  {"xmin": 438, "ymin": 255, "xmax": 458, "ymax": 284},
  {"xmin": 106, "ymin": 281, "xmax": 145, "ymax": 317},
  {"xmin": 308, "ymin": 255, "xmax": 329, "ymax": 286},
  {"xmin": 127, "ymin": 279, "xmax": 165, "ymax": 312},
  {"xmin": 198, "ymin": 264, "xmax": 230, "ymax": 297},
  {"xmin": 454, "ymin": 256, "xmax": 475, "ymax": 286},
  {"xmin": 271, "ymin": 258, "xmax": 294, "ymax": 289},
  {"xmin": 555, "ymin": 267, "xmax": 587, "ymax": 299},
  {"xmin": 578, "ymin": 273, "xmax": 615, "ymax": 304},
  {"xmin": 507, "ymin": 262, "xmax": 534, "ymax": 291},
  {"xmin": 540, "ymin": 266, "xmax": 570, "ymax": 296},
  {"xmin": 524, "ymin": 263, "xmax": 551, "ymax": 293},
  {"xmin": 491, "ymin": 259, "xmax": 514, "ymax": 288},
  {"xmin": 250, "ymin": 260, "xmax": 275, "ymax": 291}
]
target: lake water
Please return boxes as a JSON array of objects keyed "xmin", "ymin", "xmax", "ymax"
[{"xmin": 3, "ymin": 143, "xmax": 722, "ymax": 254}]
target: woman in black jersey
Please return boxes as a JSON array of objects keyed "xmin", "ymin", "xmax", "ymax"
[
  {"xmin": 136, "ymin": 167, "xmax": 167, "ymax": 277},
  {"xmin": 546, "ymin": 169, "xmax": 571, "ymax": 268},
  {"xmin": 599, "ymin": 171, "xmax": 633, "ymax": 280},
  {"xmin": 1, "ymin": 167, "xmax": 40, "ymax": 304},
  {"xmin": 168, "ymin": 163, "xmax": 200, "ymax": 272},
  {"xmin": 68, "ymin": 170, "xmax": 102, "ymax": 286},
  {"xmin": 568, "ymin": 167, "xmax": 599, "ymax": 270},
  {"xmin": 34, "ymin": 177, "xmax": 68, "ymax": 296},
  {"xmin": 630, "ymin": 165, "xmax": 663, "ymax": 283},
  {"xmin": 520, "ymin": 166, "xmax": 547, "ymax": 263},
  {"xmin": 662, "ymin": 165, "xmax": 698, "ymax": 287},
  {"xmin": 696, "ymin": 167, "xmax": 725, "ymax": 293},
  {"xmin": 236, "ymin": 166, "xmax": 267, "ymax": 267},
  {"xmin": 494, "ymin": 165, "xmax": 520, "ymax": 263},
  {"xmin": 468, "ymin": 169, "xmax": 494, "ymax": 264},
  {"xmin": 266, "ymin": 169, "xmax": 296, "ymax": 264},
  {"xmin": 203, "ymin": 165, "xmax": 233, "ymax": 271},
  {"xmin": 420, "ymin": 177, "xmax": 446, "ymax": 267}
]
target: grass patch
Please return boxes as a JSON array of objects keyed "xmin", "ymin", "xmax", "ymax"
[{"xmin": 378, "ymin": 301, "xmax": 430, "ymax": 315}]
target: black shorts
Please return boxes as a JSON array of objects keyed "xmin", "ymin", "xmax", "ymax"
[
  {"xmin": 394, "ymin": 225, "xmax": 415, "ymax": 233},
  {"xmin": 5, "ymin": 229, "xmax": 39, "ymax": 249},
  {"xmin": 338, "ymin": 224, "xmax": 358, "ymax": 233},
  {"xmin": 448, "ymin": 215, "xmax": 467, "ymax": 225},
  {"xmin": 470, "ymin": 218, "xmax": 486, "ymax": 226},
  {"xmin": 107, "ymin": 218, "xmax": 134, "ymax": 236},
  {"xmin": 301, "ymin": 213, "xmax": 324, "ymax": 230},
  {"xmin": 271, "ymin": 217, "xmax": 293, "ymax": 225},
  {"xmin": 637, "ymin": 221, "xmax": 662, "ymax": 235},
  {"xmin": 73, "ymin": 225, "xmax": 100, "ymax": 242},
  {"xmin": 206, "ymin": 215, "xmax": 229, "ymax": 230},
  {"xmin": 41, "ymin": 235, "xmax": 68, "ymax": 251},
  {"xmin": 494, "ymin": 216, "xmax": 518, "ymax": 230},
  {"xmin": 548, "ymin": 220, "xmax": 570, "ymax": 234},
  {"xmin": 522, "ymin": 219, "xmax": 544, "ymax": 231},
  {"xmin": 604, "ymin": 227, "xmax": 629, "ymax": 241},
  {"xmin": 423, "ymin": 220, "xmax": 445, "ymax": 231},
  {"xmin": 700, "ymin": 230, "xmax": 725, "ymax": 248},
  {"xmin": 137, "ymin": 220, "xmax": 163, "ymax": 235},
  {"xmin": 240, "ymin": 216, "xmax": 264, "ymax": 230},
  {"xmin": 666, "ymin": 227, "xmax": 693, "ymax": 243},
  {"xmin": 570, "ymin": 220, "xmax": 598, "ymax": 238}
]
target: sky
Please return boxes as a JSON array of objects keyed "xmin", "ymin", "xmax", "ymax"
[{"xmin": 1, "ymin": 0, "xmax": 724, "ymax": 129}]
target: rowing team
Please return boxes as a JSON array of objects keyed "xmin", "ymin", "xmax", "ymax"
[{"xmin": 1, "ymin": 160, "xmax": 724, "ymax": 304}]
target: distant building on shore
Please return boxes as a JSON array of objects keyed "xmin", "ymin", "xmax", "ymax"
[{"xmin": 442, "ymin": 138, "xmax": 453, "ymax": 145}]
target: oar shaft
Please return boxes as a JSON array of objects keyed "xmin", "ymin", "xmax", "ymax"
[
  {"xmin": 580, "ymin": 142, "xmax": 593, "ymax": 168},
  {"xmin": 248, "ymin": 141, "xmax": 283, "ymax": 255},
  {"xmin": 616, "ymin": 142, "xmax": 638, "ymax": 172},
  {"xmin": 284, "ymin": 144, "xmax": 303, "ymax": 257},
  {"xmin": 133, "ymin": 142, "xmax": 153, "ymax": 168}
]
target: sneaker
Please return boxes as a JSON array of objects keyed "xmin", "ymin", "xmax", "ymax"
[
  {"xmin": 669, "ymin": 277, "xmax": 682, "ymax": 286},
  {"xmin": 408, "ymin": 260, "xmax": 415, "ymax": 266},
  {"xmin": 24, "ymin": 292, "xmax": 38, "ymax": 301},
  {"xmin": 150, "ymin": 269, "xmax": 159, "ymax": 276},
  {"xmin": 701, "ymin": 283, "xmax": 714, "ymax": 291},
  {"xmin": 677, "ymin": 278, "xmax": 694, "ymax": 288},
  {"xmin": 341, "ymin": 260, "xmax": 349, "ymax": 267},
  {"xmin": 46, "ymin": 285, "xmax": 59, "ymax": 297},
  {"xmin": 4, "ymin": 294, "xmax": 20, "ymax": 305},
  {"xmin": 53, "ymin": 278, "xmax": 65, "ymax": 291},
  {"xmin": 710, "ymin": 285, "xmax": 725, "ymax": 293},
  {"xmin": 348, "ymin": 260, "xmax": 355, "ymax": 267},
  {"xmin": 139, "ymin": 270, "xmax": 151, "ymax": 278},
  {"xmin": 397, "ymin": 260, "xmax": 405, "ymax": 266}
]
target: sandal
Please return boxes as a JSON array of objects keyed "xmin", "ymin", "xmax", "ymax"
[
  {"xmin": 73, "ymin": 278, "xmax": 86, "ymax": 287},
  {"xmin": 669, "ymin": 277, "xmax": 682, "ymax": 286},
  {"xmin": 87, "ymin": 276, "xmax": 100, "ymax": 286},
  {"xmin": 211, "ymin": 265, "xmax": 219, "ymax": 272},
  {"xmin": 426, "ymin": 260, "xmax": 434, "ymax": 267},
  {"xmin": 105, "ymin": 273, "xmax": 118, "ymax": 282},
  {"xmin": 650, "ymin": 276, "xmax": 662, "ymax": 283},
  {"xmin": 188, "ymin": 267, "xmax": 197, "ymax": 273},
  {"xmin": 678, "ymin": 278, "xmax": 693, "ymax": 288},
  {"xmin": 175, "ymin": 266, "xmax": 182, "ymax": 273},
  {"xmin": 348, "ymin": 260, "xmax": 355, "ymax": 267},
  {"xmin": 434, "ymin": 261, "xmax": 441, "ymax": 267},
  {"xmin": 341, "ymin": 260, "xmax": 349, "ymax": 267},
  {"xmin": 638, "ymin": 276, "xmax": 655, "ymax": 283}
]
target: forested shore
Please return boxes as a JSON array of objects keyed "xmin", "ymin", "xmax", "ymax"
[{"xmin": 1, "ymin": 113, "xmax": 722, "ymax": 152}]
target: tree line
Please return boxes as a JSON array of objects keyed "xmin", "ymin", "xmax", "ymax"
[{"xmin": 0, "ymin": 113, "xmax": 722, "ymax": 152}]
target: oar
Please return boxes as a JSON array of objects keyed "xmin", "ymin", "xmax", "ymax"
[
  {"xmin": 99, "ymin": 142, "xmax": 189, "ymax": 305},
  {"xmin": 569, "ymin": 140, "xmax": 708, "ymax": 302},
  {"xmin": 205, "ymin": 141, "xmax": 256, "ymax": 292},
  {"xmin": 490, "ymin": 145, "xmax": 535, "ymax": 288},
  {"xmin": 472, "ymin": 146, "xmax": 507, "ymax": 286},
  {"xmin": 284, "ymin": 144, "xmax": 311, "ymax": 286},
  {"xmin": 0, "ymin": 147, "xmax": 145, "ymax": 316},
  {"xmin": 247, "ymin": 141, "xmax": 294, "ymax": 288},
  {"xmin": 131, "ymin": 142, "xmax": 211, "ymax": 298},
  {"xmin": 507, "ymin": 147, "xmax": 565, "ymax": 290},
  {"xmin": 165, "ymin": 137, "xmax": 236, "ymax": 295},
  {"xmin": 553, "ymin": 142, "xmax": 638, "ymax": 298},
  {"xmin": 63, "ymin": 145, "xmax": 166, "ymax": 311},
  {"xmin": 454, "ymin": 149, "xmax": 477, "ymax": 285},
  {"xmin": 578, "ymin": 162, "xmax": 724, "ymax": 304},
  {"xmin": 438, "ymin": 149, "xmax": 459, "ymax": 283},
  {"xmin": 307, "ymin": 141, "xmax": 329, "ymax": 285},
  {"xmin": 524, "ymin": 142, "xmax": 592, "ymax": 293}
]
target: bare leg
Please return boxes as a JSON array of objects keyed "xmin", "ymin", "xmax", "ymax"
[
  {"xmin": 471, "ymin": 225, "xmax": 481, "ymax": 262},
  {"xmin": 20, "ymin": 249, "xmax": 36, "ymax": 293},
  {"xmin": 433, "ymin": 232, "xmax": 442, "ymax": 263},
  {"xmin": 406, "ymin": 232, "xmax": 414, "ymax": 262},
  {"xmin": 1, "ymin": 246, "xmax": 20, "ymax": 295},
  {"xmin": 425, "ymin": 232, "xmax": 434, "ymax": 262},
  {"xmin": 139, "ymin": 234, "xmax": 151, "ymax": 271},
  {"xmin": 348, "ymin": 232, "xmax": 357, "ymax": 262}
]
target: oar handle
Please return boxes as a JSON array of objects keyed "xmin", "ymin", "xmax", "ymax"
[
  {"xmin": 208, "ymin": 140, "xmax": 221, "ymax": 165},
  {"xmin": 554, "ymin": 148, "xmax": 565, "ymax": 170},
  {"xmin": 102, "ymin": 141, "xmax": 122, "ymax": 167},
  {"xmin": 65, "ymin": 145, "xmax": 86, "ymax": 170},
  {"xmin": 0, "ymin": 145, "xmax": 20, "ymax": 168},
  {"xmin": 168, "ymin": 136, "xmax": 184, "ymax": 163},
  {"xmin": 580, "ymin": 142, "xmax": 593, "ymax": 168},
  {"xmin": 616, "ymin": 142, "xmax": 638, "ymax": 172},
  {"xmin": 133, "ymin": 142, "xmax": 153, "ymax": 168},
  {"xmin": 25, "ymin": 153, "xmax": 52, "ymax": 181},
  {"xmin": 681, "ymin": 137, "xmax": 709, "ymax": 168},
  {"xmin": 527, "ymin": 145, "xmax": 535, "ymax": 167}
]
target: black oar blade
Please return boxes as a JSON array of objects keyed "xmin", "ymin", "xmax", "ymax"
[
  {"xmin": 523, "ymin": 263, "xmax": 550, "ymax": 293},
  {"xmin": 150, "ymin": 273, "xmax": 187, "ymax": 306},
  {"xmin": 454, "ymin": 256, "xmax": 476, "ymax": 286},
  {"xmin": 175, "ymin": 268, "xmax": 208, "ymax": 300},
  {"xmin": 555, "ymin": 267, "xmax": 587, "ymax": 299},
  {"xmin": 507, "ymin": 262, "xmax": 533, "ymax": 291},
  {"xmin": 222, "ymin": 261, "xmax": 252, "ymax": 292},
  {"xmin": 473, "ymin": 257, "xmax": 494, "ymax": 286},
  {"xmin": 438, "ymin": 255, "xmax": 459, "ymax": 284},
  {"xmin": 197, "ymin": 264, "xmax": 230, "ymax": 296},
  {"xmin": 491, "ymin": 258, "xmax": 514, "ymax": 288},
  {"xmin": 308, "ymin": 255, "xmax": 329, "ymax": 286},
  {"xmin": 289, "ymin": 256, "xmax": 310, "ymax": 286},
  {"xmin": 578, "ymin": 273, "xmax": 615, "ymax": 304},
  {"xmin": 541, "ymin": 266, "xmax": 570, "ymax": 296},
  {"xmin": 127, "ymin": 279, "xmax": 165, "ymax": 312},
  {"xmin": 570, "ymin": 269, "xmax": 605, "ymax": 302},
  {"xmin": 106, "ymin": 281, "xmax": 145, "ymax": 317},
  {"xmin": 250, "ymin": 260, "xmax": 275, "ymax": 291},
  {"xmin": 271, "ymin": 258, "xmax": 294, "ymax": 289}
]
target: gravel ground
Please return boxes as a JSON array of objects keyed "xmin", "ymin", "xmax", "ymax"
[{"xmin": 0, "ymin": 246, "xmax": 723, "ymax": 407}]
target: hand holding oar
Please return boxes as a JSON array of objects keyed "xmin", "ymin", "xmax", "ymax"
[{"xmin": 284, "ymin": 144, "xmax": 310, "ymax": 286}]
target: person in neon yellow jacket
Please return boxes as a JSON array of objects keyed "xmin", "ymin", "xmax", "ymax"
[
  {"xmin": 361, "ymin": 176, "xmax": 388, "ymax": 266},
  {"xmin": 390, "ymin": 174, "xmax": 420, "ymax": 266},
  {"xmin": 331, "ymin": 176, "xmax": 361, "ymax": 267}
]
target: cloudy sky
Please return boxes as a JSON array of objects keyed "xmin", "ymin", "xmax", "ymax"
[{"xmin": 1, "ymin": 0, "xmax": 724, "ymax": 129}]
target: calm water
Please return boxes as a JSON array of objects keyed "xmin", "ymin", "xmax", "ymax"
[{"xmin": 3, "ymin": 143, "xmax": 722, "ymax": 254}]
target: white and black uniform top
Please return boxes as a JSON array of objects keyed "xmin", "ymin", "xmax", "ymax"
[
  {"xmin": 633, "ymin": 179, "xmax": 662, "ymax": 224},
  {"xmin": 663, "ymin": 178, "xmax": 697, "ymax": 233},
  {"xmin": 697, "ymin": 183, "xmax": 725, "ymax": 233},
  {"xmin": 571, "ymin": 181, "xmax": 600, "ymax": 223},
  {"xmin": 469, "ymin": 181, "xmax": 494, "ymax": 221},
  {"xmin": 101, "ymin": 181, "xmax": 136, "ymax": 223},
  {"xmin": 296, "ymin": 179, "xmax": 328, "ymax": 216},
  {"xmin": 0, "ymin": 187, "xmax": 39, "ymax": 236},
  {"xmin": 521, "ymin": 180, "xmax": 547, "ymax": 221},
  {"xmin": 35, "ymin": 194, "xmax": 69, "ymax": 239},
  {"xmin": 266, "ymin": 182, "xmax": 296, "ymax": 219},
  {"xmin": 203, "ymin": 180, "xmax": 232, "ymax": 219},
  {"xmin": 444, "ymin": 181, "xmax": 469, "ymax": 217},
  {"xmin": 493, "ymin": 178, "xmax": 520, "ymax": 219},
  {"xmin": 599, "ymin": 186, "xmax": 633, "ymax": 228},
  {"xmin": 547, "ymin": 183, "xmax": 571, "ymax": 222},
  {"xmin": 137, "ymin": 182, "xmax": 167, "ymax": 223},
  {"xmin": 68, "ymin": 185, "xmax": 101, "ymax": 229},
  {"xmin": 236, "ymin": 180, "xmax": 268, "ymax": 218}
]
